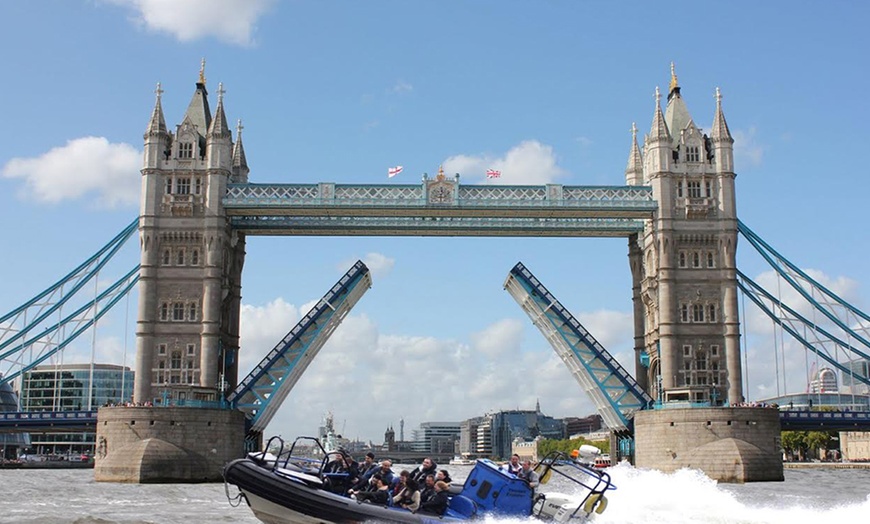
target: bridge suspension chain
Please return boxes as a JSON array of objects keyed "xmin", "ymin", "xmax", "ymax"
[{"xmin": 0, "ymin": 219, "xmax": 139, "ymax": 387}]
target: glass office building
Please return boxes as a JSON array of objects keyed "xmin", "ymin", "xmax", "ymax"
[
  {"xmin": 19, "ymin": 364, "xmax": 133, "ymax": 455},
  {"xmin": 1, "ymin": 374, "xmax": 30, "ymax": 459}
]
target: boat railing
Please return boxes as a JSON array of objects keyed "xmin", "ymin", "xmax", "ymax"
[
  {"xmin": 534, "ymin": 450, "xmax": 616, "ymax": 519},
  {"xmin": 257, "ymin": 435, "xmax": 350, "ymax": 480}
]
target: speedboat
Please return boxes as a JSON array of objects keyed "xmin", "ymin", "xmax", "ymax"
[{"xmin": 224, "ymin": 436, "xmax": 615, "ymax": 524}]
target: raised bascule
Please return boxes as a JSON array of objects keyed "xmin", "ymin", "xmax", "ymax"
[{"xmin": 6, "ymin": 63, "xmax": 870, "ymax": 483}]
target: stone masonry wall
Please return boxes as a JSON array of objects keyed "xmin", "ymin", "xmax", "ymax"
[
  {"xmin": 94, "ymin": 406, "xmax": 246, "ymax": 483},
  {"xmin": 634, "ymin": 407, "xmax": 783, "ymax": 482}
]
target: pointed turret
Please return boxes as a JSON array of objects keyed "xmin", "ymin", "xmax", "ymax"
[
  {"xmin": 145, "ymin": 82, "xmax": 167, "ymax": 136},
  {"xmin": 711, "ymin": 87, "xmax": 735, "ymax": 175},
  {"xmin": 711, "ymin": 87, "xmax": 733, "ymax": 143},
  {"xmin": 232, "ymin": 119, "xmax": 249, "ymax": 182},
  {"xmin": 205, "ymin": 82, "xmax": 233, "ymax": 211},
  {"xmin": 664, "ymin": 63, "xmax": 692, "ymax": 146},
  {"xmin": 625, "ymin": 122, "xmax": 644, "ymax": 185},
  {"xmin": 208, "ymin": 82, "xmax": 231, "ymax": 139},
  {"xmin": 182, "ymin": 58, "xmax": 212, "ymax": 137},
  {"xmin": 646, "ymin": 87, "xmax": 672, "ymax": 174},
  {"xmin": 649, "ymin": 87, "xmax": 670, "ymax": 142},
  {"xmin": 144, "ymin": 83, "xmax": 170, "ymax": 169}
]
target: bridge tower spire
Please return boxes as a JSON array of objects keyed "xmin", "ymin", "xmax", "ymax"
[
  {"xmin": 633, "ymin": 64, "xmax": 743, "ymax": 406},
  {"xmin": 133, "ymin": 65, "xmax": 246, "ymax": 405}
]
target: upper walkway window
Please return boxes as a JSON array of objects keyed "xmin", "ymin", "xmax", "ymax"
[
  {"xmin": 178, "ymin": 142, "xmax": 193, "ymax": 159},
  {"xmin": 686, "ymin": 146, "xmax": 700, "ymax": 162}
]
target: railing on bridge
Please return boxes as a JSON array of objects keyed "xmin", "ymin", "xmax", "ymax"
[
  {"xmin": 779, "ymin": 409, "xmax": 870, "ymax": 431},
  {"xmin": 224, "ymin": 182, "xmax": 657, "ymax": 237},
  {"xmin": 0, "ymin": 410, "xmax": 97, "ymax": 432}
]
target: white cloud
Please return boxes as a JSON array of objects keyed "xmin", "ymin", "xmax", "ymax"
[
  {"xmin": 339, "ymin": 253, "xmax": 395, "ymax": 280},
  {"xmin": 105, "ymin": 0, "xmax": 275, "ymax": 46},
  {"xmin": 732, "ymin": 127, "xmax": 764, "ymax": 168},
  {"xmin": 1, "ymin": 136, "xmax": 141, "ymax": 208},
  {"xmin": 443, "ymin": 140, "xmax": 568, "ymax": 184},
  {"xmin": 390, "ymin": 81, "xmax": 413, "ymax": 94}
]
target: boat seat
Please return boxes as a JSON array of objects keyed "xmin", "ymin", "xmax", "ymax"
[
  {"xmin": 447, "ymin": 483, "xmax": 463, "ymax": 495},
  {"xmin": 445, "ymin": 495, "xmax": 477, "ymax": 519}
]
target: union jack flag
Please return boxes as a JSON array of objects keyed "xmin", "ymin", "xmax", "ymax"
[{"xmin": 486, "ymin": 169, "xmax": 501, "ymax": 179}]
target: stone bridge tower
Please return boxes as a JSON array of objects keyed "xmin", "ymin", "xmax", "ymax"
[
  {"xmin": 626, "ymin": 65, "xmax": 743, "ymax": 406},
  {"xmin": 134, "ymin": 64, "xmax": 248, "ymax": 405}
]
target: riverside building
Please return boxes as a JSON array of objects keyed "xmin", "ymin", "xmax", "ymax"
[{"xmin": 19, "ymin": 364, "xmax": 133, "ymax": 455}]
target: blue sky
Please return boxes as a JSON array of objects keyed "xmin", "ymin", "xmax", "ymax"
[{"xmin": 1, "ymin": 1, "xmax": 869, "ymax": 442}]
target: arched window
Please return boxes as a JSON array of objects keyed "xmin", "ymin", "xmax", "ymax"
[
  {"xmin": 692, "ymin": 304, "xmax": 705, "ymax": 322},
  {"xmin": 678, "ymin": 252, "xmax": 687, "ymax": 268},
  {"xmin": 188, "ymin": 303, "xmax": 197, "ymax": 321},
  {"xmin": 160, "ymin": 303, "xmax": 169, "ymax": 321},
  {"xmin": 680, "ymin": 304, "xmax": 689, "ymax": 322},
  {"xmin": 178, "ymin": 142, "xmax": 193, "ymax": 159},
  {"xmin": 191, "ymin": 249, "xmax": 199, "ymax": 265},
  {"xmin": 173, "ymin": 302, "xmax": 185, "ymax": 321},
  {"xmin": 176, "ymin": 249, "xmax": 185, "ymax": 265},
  {"xmin": 706, "ymin": 251, "xmax": 715, "ymax": 268},
  {"xmin": 162, "ymin": 249, "xmax": 171, "ymax": 265},
  {"xmin": 708, "ymin": 304, "xmax": 717, "ymax": 323},
  {"xmin": 692, "ymin": 252, "xmax": 701, "ymax": 268}
]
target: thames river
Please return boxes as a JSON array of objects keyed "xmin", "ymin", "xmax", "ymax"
[{"xmin": 2, "ymin": 465, "xmax": 868, "ymax": 523}]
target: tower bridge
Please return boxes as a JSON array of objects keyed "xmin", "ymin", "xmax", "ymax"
[{"xmin": 3, "ymin": 65, "xmax": 870, "ymax": 482}]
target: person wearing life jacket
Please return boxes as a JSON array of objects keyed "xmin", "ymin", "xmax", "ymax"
[
  {"xmin": 517, "ymin": 460, "xmax": 540, "ymax": 491},
  {"xmin": 503, "ymin": 454, "xmax": 522, "ymax": 476},
  {"xmin": 417, "ymin": 481, "xmax": 449, "ymax": 516},
  {"xmin": 409, "ymin": 457, "xmax": 437, "ymax": 484}
]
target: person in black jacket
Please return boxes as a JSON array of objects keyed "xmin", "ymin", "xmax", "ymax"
[
  {"xmin": 417, "ymin": 480, "xmax": 449, "ymax": 516},
  {"xmin": 352, "ymin": 474, "xmax": 390, "ymax": 506},
  {"xmin": 409, "ymin": 457, "xmax": 437, "ymax": 484}
]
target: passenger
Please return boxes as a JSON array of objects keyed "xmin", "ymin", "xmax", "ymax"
[
  {"xmin": 375, "ymin": 459, "xmax": 395, "ymax": 487},
  {"xmin": 417, "ymin": 480, "xmax": 449, "ymax": 516},
  {"xmin": 418, "ymin": 474, "xmax": 437, "ymax": 504},
  {"xmin": 323, "ymin": 453, "xmax": 357, "ymax": 494},
  {"xmin": 409, "ymin": 457, "xmax": 438, "ymax": 484},
  {"xmin": 392, "ymin": 477, "xmax": 421, "ymax": 512},
  {"xmin": 504, "ymin": 454, "xmax": 522, "ymax": 475},
  {"xmin": 349, "ymin": 452, "xmax": 378, "ymax": 492},
  {"xmin": 352, "ymin": 474, "xmax": 390, "ymax": 505},
  {"xmin": 517, "ymin": 460, "xmax": 540, "ymax": 490},
  {"xmin": 435, "ymin": 469, "xmax": 452, "ymax": 484},
  {"xmin": 391, "ymin": 470, "xmax": 410, "ymax": 497}
]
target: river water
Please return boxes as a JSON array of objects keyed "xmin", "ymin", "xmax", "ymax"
[{"xmin": 1, "ymin": 464, "xmax": 868, "ymax": 524}]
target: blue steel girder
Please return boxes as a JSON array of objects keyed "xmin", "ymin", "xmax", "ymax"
[
  {"xmin": 228, "ymin": 261, "xmax": 372, "ymax": 433},
  {"xmin": 0, "ymin": 219, "xmax": 138, "ymax": 354},
  {"xmin": 0, "ymin": 267, "xmax": 140, "ymax": 387},
  {"xmin": 738, "ymin": 220, "xmax": 870, "ymax": 351},
  {"xmin": 504, "ymin": 262, "xmax": 652, "ymax": 431},
  {"xmin": 223, "ymin": 182, "xmax": 656, "ymax": 237},
  {"xmin": 736, "ymin": 272, "xmax": 870, "ymax": 389}
]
